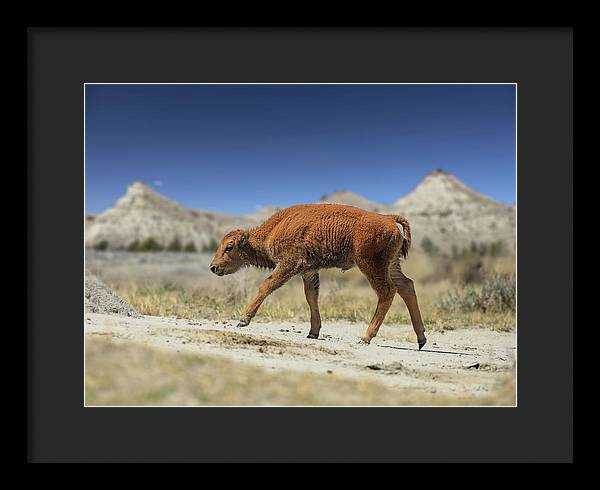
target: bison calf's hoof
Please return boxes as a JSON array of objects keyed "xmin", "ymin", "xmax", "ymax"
[
  {"xmin": 236, "ymin": 316, "xmax": 251, "ymax": 328},
  {"xmin": 359, "ymin": 337, "xmax": 372, "ymax": 345},
  {"xmin": 418, "ymin": 336, "xmax": 427, "ymax": 350},
  {"xmin": 306, "ymin": 332, "xmax": 319, "ymax": 339}
]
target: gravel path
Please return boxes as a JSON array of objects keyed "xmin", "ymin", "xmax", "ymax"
[{"xmin": 85, "ymin": 313, "xmax": 516, "ymax": 402}]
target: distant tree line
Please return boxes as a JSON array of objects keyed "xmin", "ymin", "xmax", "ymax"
[
  {"xmin": 453, "ymin": 240, "xmax": 508, "ymax": 258},
  {"xmin": 92, "ymin": 237, "xmax": 202, "ymax": 253},
  {"xmin": 420, "ymin": 237, "xmax": 508, "ymax": 258}
]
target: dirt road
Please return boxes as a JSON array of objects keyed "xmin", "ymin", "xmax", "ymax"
[{"xmin": 85, "ymin": 313, "xmax": 516, "ymax": 405}]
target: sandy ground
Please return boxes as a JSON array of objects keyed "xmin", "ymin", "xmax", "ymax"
[{"xmin": 85, "ymin": 312, "xmax": 516, "ymax": 403}]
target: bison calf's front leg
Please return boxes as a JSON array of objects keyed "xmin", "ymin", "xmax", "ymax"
[
  {"xmin": 236, "ymin": 266, "xmax": 296, "ymax": 328},
  {"xmin": 235, "ymin": 315, "xmax": 252, "ymax": 328},
  {"xmin": 360, "ymin": 286, "xmax": 395, "ymax": 345}
]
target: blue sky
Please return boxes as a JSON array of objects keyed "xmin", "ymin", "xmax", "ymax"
[{"xmin": 85, "ymin": 84, "xmax": 516, "ymax": 215}]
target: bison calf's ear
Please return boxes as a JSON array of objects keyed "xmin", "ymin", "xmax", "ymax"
[{"xmin": 240, "ymin": 232, "xmax": 249, "ymax": 246}]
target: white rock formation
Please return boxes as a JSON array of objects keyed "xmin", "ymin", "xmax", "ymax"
[
  {"xmin": 85, "ymin": 182, "xmax": 256, "ymax": 250},
  {"xmin": 320, "ymin": 170, "xmax": 515, "ymax": 254},
  {"xmin": 86, "ymin": 171, "xmax": 515, "ymax": 255}
]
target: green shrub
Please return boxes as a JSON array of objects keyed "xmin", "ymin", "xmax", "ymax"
[
  {"xmin": 167, "ymin": 237, "xmax": 183, "ymax": 252},
  {"xmin": 139, "ymin": 237, "xmax": 164, "ymax": 252},
  {"xmin": 127, "ymin": 240, "xmax": 141, "ymax": 252},
  {"xmin": 184, "ymin": 241, "xmax": 198, "ymax": 253},
  {"xmin": 489, "ymin": 240, "xmax": 506, "ymax": 257},
  {"xmin": 437, "ymin": 272, "xmax": 516, "ymax": 313},
  {"xmin": 421, "ymin": 237, "xmax": 439, "ymax": 256},
  {"xmin": 93, "ymin": 240, "xmax": 109, "ymax": 251}
]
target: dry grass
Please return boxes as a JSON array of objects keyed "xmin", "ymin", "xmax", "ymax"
[
  {"xmin": 114, "ymin": 255, "xmax": 516, "ymax": 332},
  {"xmin": 118, "ymin": 283, "xmax": 515, "ymax": 332},
  {"xmin": 92, "ymin": 251, "xmax": 516, "ymax": 331},
  {"xmin": 437, "ymin": 272, "xmax": 516, "ymax": 314},
  {"xmin": 85, "ymin": 335, "xmax": 515, "ymax": 406}
]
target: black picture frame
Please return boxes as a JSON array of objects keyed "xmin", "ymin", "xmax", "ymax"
[{"xmin": 27, "ymin": 27, "xmax": 573, "ymax": 463}]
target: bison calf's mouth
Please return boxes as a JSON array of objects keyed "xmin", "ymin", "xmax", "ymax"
[{"xmin": 210, "ymin": 265, "xmax": 225, "ymax": 276}]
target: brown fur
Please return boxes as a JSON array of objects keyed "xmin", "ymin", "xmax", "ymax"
[{"xmin": 210, "ymin": 204, "xmax": 426, "ymax": 347}]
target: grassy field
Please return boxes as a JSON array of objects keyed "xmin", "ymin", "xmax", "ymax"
[
  {"xmin": 110, "ymin": 252, "xmax": 516, "ymax": 332},
  {"xmin": 86, "ymin": 251, "xmax": 516, "ymax": 406},
  {"xmin": 85, "ymin": 335, "xmax": 516, "ymax": 406}
]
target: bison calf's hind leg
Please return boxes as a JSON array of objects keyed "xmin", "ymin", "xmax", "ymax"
[
  {"xmin": 390, "ymin": 264, "xmax": 427, "ymax": 349},
  {"xmin": 302, "ymin": 271, "xmax": 321, "ymax": 339},
  {"xmin": 357, "ymin": 261, "xmax": 396, "ymax": 344}
]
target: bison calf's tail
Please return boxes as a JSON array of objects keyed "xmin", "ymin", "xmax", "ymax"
[{"xmin": 391, "ymin": 215, "xmax": 412, "ymax": 259}]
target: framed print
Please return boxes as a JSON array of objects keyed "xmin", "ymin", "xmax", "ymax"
[{"xmin": 27, "ymin": 27, "xmax": 573, "ymax": 462}]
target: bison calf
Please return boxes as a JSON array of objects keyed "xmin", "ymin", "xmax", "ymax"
[{"xmin": 210, "ymin": 204, "xmax": 427, "ymax": 349}]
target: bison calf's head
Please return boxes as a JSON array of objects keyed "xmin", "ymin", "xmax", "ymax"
[{"xmin": 210, "ymin": 230, "xmax": 249, "ymax": 276}]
